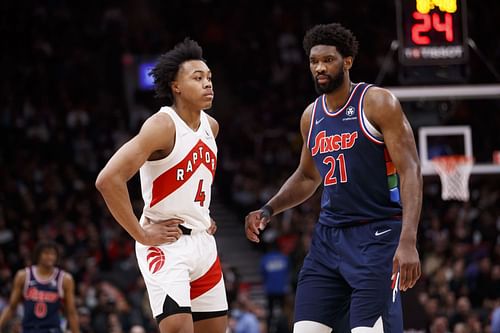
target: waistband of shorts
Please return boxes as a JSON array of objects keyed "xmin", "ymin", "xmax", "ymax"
[
  {"xmin": 179, "ymin": 224, "xmax": 192, "ymax": 235},
  {"xmin": 322, "ymin": 215, "xmax": 402, "ymax": 228},
  {"xmin": 178, "ymin": 225, "xmax": 209, "ymax": 235}
]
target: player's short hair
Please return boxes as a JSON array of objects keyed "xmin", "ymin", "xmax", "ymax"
[
  {"xmin": 149, "ymin": 38, "xmax": 205, "ymax": 103},
  {"xmin": 33, "ymin": 241, "xmax": 60, "ymax": 264},
  {"xmin": 303, "ymin": 23, "xmax": 359, "ymax": 59}
]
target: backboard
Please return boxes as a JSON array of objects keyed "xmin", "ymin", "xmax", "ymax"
[{"xmin": 418, "ymin": 125, "xmax": 500, "ymax": 175}]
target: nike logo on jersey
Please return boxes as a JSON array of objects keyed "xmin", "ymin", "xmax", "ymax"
[
  {"xmin": 204, "ymin": 129, "xmax": 212, "ymax": 139},
  {"xmin": 375, "ymin": 229, "xmax": 391, "ymax": 236},
  {"xmin": 315, "ymin": 117, "xmax": 325, "ymax": 125}
]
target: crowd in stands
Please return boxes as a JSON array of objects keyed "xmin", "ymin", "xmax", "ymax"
[{"xmin": 1, "ymin": 1, "xmax": 499, "ymax": 332}]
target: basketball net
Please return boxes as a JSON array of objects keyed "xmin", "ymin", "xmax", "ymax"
[{"xmin": 432, "ymin": 155, "xmax": 474, "ymax": 201}]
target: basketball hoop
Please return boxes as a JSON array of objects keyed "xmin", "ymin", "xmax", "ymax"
[{"xmin": 432, "ymin": 155, "xmax": 474, "ymax": 201}]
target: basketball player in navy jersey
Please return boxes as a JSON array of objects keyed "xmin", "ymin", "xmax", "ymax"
[
  {"xmin": 96, "ymin": 38, "xmax": 227, "ymax": 333},
  {"xmin": 0, "ymin": 241, "xmax": 79, "ymax": 333},
  {"xmin": 245, "ymin": 23, "xmax": 422, "ymax": 333}
]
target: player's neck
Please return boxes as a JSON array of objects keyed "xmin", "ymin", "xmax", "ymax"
[
  {"xmin": 36, "ymin": 264, "xmax": 55, "ymax": 277},
  {"xmin": 325, "ymin": 80, "xmax": 353, "ymax": 111},
  {"xmin": 171, "ymin": 103, "xmax": 202, "ymax": 131}
]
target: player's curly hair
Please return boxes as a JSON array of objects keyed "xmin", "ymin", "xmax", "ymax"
[
  {"xmin": 33, "ymin": 241, "xmax": 60, "ymax": 264},
  {"xmin": 303, "ymin": 23, "xmax": 359, "ymax": 59},
  {"xmin": 149, "ymin": 38, "xmax": 205, "ymax": 103}
]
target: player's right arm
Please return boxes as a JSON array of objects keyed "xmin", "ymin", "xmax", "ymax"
[
  {"xmin": 0, "ymin": 270, "xmax": 25, "ymax": 330},
  {"xmin": 95, "ymin": 112, "xmax": 182, "ymax": 246},
  {"xmin": 245, "ymin": 103, "xmax": 322, "ymax": 242}
]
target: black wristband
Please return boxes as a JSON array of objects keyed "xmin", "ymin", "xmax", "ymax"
[{"xmin": 260, "ymin": 205, "xmax": 274, "ymax": 219}]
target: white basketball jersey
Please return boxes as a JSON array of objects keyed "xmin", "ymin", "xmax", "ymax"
[{"xmin": 139, "ymin": 107, "xmax": 217, "ymax": 231}]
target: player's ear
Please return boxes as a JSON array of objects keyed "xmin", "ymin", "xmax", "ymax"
[
  {"xmin": 344, "ymin": 56, "xmax": 353, "ymax": 71},
  {"xmin": 171, "ymin": 81, "xmax": 181, "ymax": 94}
]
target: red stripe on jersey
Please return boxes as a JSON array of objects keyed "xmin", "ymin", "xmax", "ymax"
[
  {"xmin": 150, "ymin": 139, "xmax": 217, "ymax": 207},
  {"xmin": 190, "ymin": 256, "xmax": 222, "ymax": 300}
]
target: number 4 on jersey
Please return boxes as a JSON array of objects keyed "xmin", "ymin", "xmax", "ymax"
[{"xmin": 194, "ymin": 180, "xmax": 206, "ymax": 206}]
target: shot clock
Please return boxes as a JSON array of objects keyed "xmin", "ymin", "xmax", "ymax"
[{"xmin": 396, "ymin": 0, "xmax": 468, "ymax": 66}]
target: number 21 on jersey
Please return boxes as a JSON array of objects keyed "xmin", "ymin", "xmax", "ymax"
[{"xmin": 323, "ymin": 153, "xmax": 348, "ymax": 185}]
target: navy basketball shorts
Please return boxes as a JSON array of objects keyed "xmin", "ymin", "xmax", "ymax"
[{"xmin": 293, "ymin": 219, "xmax": 402, "ymax": 333}]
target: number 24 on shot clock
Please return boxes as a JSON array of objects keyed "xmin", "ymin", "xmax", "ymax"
[{"xmin": 396, "ymin": 0, "xmax": 468, "ymax": 65}]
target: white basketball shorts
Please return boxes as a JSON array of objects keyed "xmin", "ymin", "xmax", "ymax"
[{"xmin": 135, "ymin": 228, "xmax": 228, "ymax": 320}]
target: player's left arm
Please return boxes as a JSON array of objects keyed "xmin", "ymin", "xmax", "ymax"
[
  {"xmin": 62, "ymin": 273, "xmax": 80, "ymax": 333},
  {"xmin": 205, "ymin": 114, "xmax": 219, "ymax": 235},
  {"xmin": 364, "ymin": 87, "xmax": 422, "ymax": 292},
  {"xmin": 206, "ymin": 114, "xmax": 219, "ymax": 138}
]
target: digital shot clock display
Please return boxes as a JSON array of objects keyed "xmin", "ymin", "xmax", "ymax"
[{"xmin": 396, "ymin": 0, "xmax": 468, "ymax": 65}]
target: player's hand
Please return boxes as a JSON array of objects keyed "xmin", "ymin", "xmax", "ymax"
[
  {"xmin": 245, "ymin": 209, "xmax": 271, "ymax": 243},
  {"xmin": 392, "ymin": 241, "xmax": 421, "ymax": 292},
  {"xmin": 207, "ymin": 217, "xmax": 217, "ymax": 235},
  {"xmin": 139, "ymin": 218, "xmax": 183, "ymax": 246}
]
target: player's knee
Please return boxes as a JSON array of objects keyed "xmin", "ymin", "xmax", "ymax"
[
  {"xmin": 293, "ymin": 320, "xmax": 332, "ymax": 333},
  {"xmin": 158, "ymin": 313, "xmax": 193, "ymax": 333},
  {"xmin": 352, "ymin": 316, "xmax": 384, "ymax": 333}
]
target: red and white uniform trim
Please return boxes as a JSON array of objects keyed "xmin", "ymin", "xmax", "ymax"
[
  {"xmin": 139, "ymin": 106, "xmax": 217, "ymax": 231},
  {"xmin": 135, "ymin": 107, "xmax": 227, "ymax": 316}
]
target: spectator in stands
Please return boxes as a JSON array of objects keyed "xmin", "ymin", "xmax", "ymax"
[
  {"xmin": 260, "ymin": 242, "xmax": 290, "ymax": 330},
  {"xmin": 430, "ymin": 314, "xmax": 451, "ymax": 333},
  {"xmin": 229, "ymin": 298, "xmax": 261, "ymax": 333}
]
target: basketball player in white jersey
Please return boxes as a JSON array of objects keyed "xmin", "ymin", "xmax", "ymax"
[{"xmin": 96, "ymin": 38, "xmax": 227, "ymax": 333}]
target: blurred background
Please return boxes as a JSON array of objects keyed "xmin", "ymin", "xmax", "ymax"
[{"xmin": 1, "ymin": 1, "xmax": 499, "ymax": 332}]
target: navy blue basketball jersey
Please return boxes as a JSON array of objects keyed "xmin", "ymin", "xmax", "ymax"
[
  {"xmin": 22, "ymin": 266, "xmax": 64, "ymax": 330},
  {"xmin": 306, "ymin": 83, "xmax": 402, "ymax": 226}
]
